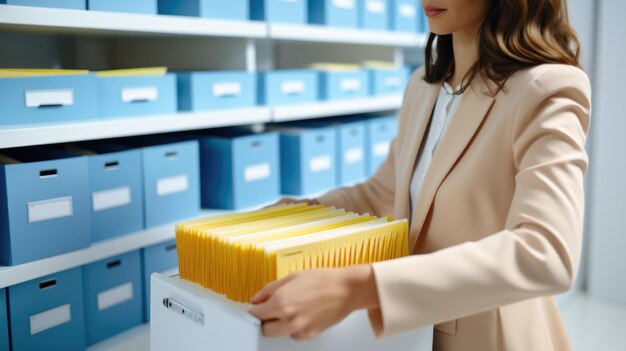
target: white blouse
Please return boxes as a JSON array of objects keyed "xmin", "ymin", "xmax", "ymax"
[{"xmin": 409, "ymin": 82, "xmax": 462, "ymax": 219}]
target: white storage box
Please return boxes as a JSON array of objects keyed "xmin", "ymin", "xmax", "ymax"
[{"xmin": 151, "ymin": 273, "xmax": 433, "ymax": 351}]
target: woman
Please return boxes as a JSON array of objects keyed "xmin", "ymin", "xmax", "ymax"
[{"xmin": 249, "ymin": 0, "xmax": 590, "ymax": 349}]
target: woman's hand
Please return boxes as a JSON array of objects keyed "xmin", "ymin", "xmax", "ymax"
[{"xmin": 248, "ymin": 265, "xmax": 379, "ymax": 340}]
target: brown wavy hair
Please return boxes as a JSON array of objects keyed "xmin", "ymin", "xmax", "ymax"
[{"xmin": 424, "ymin": 0, "xmax": 581, "ymax": 95}]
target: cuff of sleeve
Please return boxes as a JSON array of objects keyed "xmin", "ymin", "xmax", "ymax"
[
  {"xmin": 317, "ymin": 188, "xmax": 346, "ymax": 208},
  {"xmin": 367, "ymin": 257, "xmax": 427, "ymax": 338}
]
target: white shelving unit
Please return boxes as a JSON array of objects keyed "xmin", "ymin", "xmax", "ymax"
[
  {"xmin": 273, "ymin": 95, "xmax": 402, "ymax": 122},
  {"xmin": 0, "ymin": 4, "xmax": 421, "ymax": 350},
  {"xmin": 0, "ymin": 107, "xmax": 272, "ymax": 149},
  {"xmin": 269, "ymin": 23, "xmax": 426, "ymax": 47},
  {"xmin": 0, "ymin": 4, "xmax": 425, "ymax": 46},
  {"xmin": 0, "ymin": 4, "xmax": 267, "ymax": 38}
]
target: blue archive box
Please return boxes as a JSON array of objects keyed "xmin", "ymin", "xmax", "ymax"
[
  {"xmin": 88, "ymin": 0, "xmax": 157, "ymax": 13},
  {"xmin": 309, "ymin": 0, "xmax": 358, "ymax": 28},
  {"xmin": 0, "ymin": 73, "xmax": 97, "ymax": 126},
  {"xmin": 336, "ymin": 120, "xmax": 367, "ymax": 185},
  {"xmin": 136, "ymin": 139, "xmax": 200, "ymax": 227},
  {"xmin": 158, "ymin": 0, "xmax": 248, "ymax": 20},
  {"xmin": 367, "ymin": 67, "xmax": 410, "ymax": 96},
  {"xmin": 177, "ymin": 71, "xmax": 256, "ymax": 111},
  {"xmin": 96, "ymin": 73, "xmax": 177, "ymax": 118},
  {"xmin": 258, "ymin": 70, "xmax": 318, "ymax": 106},
  {"xmin": 199, "ymin": 130, "xmax": 280, "ymax": 209},
  {"xmin": 390, "ymin": 0, "xmax": 418, "ymax": 32},
  {"xmin": 80, "ymin": 144, "xmax": 144, "ymax": 242},
  {"xmin": 82, "ymin": 250, "xmax": 143, "ymax": 345},
  {"xmin": 279, "ymin": 126, "xmax": 337, "ymax": 195},
  {"xmin": 318, "ymin": 69, "xmax": 368, "ymax": 100},
  {"xmin": 366, "ymin": 115, "xmax": 397, "ymax": 176},
  {"xmin": 0, "ymin": 149, "xmax": 90, "ymax": 266},
  {"xmin": 142, "ymin": 240, "xmax": 178, "ymax": 321},
  {"xmin": 0, "ymin": 289, "xmax": 7, "ymax": 351},
  {"xmin": 8, "ymin": 268, "xmax": 86, "ymax": 351},
  {"xmin": 250, "ymin": 0, "xmax": 307, "ymax": 24},
  {"xmin": 359, "ymin": 0, "xmax": 389, "ymax": 30},
  {"xmin": 0, "ymin": 0, "xmax": 85, "ymax": 9}
]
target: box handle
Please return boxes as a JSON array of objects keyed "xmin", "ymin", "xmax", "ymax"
[
  {"xmin": 316, "ymin": 135, "xmax": 326, "ymax": 143},
  {"xmin": 165, "ymin": 151, "xmax": 178, "ymax": 160},
  {"xmin": 39, "ymin": 169, "xmax": 58, "ymax": 178},
  {"xmin": 251, "ymin": 140, "xmax": 263, "ymax": 148},
  {"xmin": 104, "ymin": 161, "xmax": 120, "ymax": 170},
  {"xmin": 106, "ymin": 259, "xmax": 122, "ymax": 269},
  {"xmin": 165, "ymin": 243, "xmax": 177, "ymax": 252},
  {"xmin": 350, "ymin": 128, "xmax": 359, "ymax": 136},
  {"xmin": 39, "ymin": 279, "xmax": 57, "ymax": 290},
  {"xmin": 378, "ymin": 124, "xmax": 388, "ymax": 132},
  {"xmin": 121, "ymin": 87, "xmax": 158, "ymax": 103},
  {"xmin": 212, "ymin": 82, "xmax": 242, "ymax": 98},
  {"xmin": 25, "ymin": 89, "xmax": 74, "ymax": 108}
]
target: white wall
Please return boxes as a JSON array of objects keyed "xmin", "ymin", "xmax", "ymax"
[{"xmin": 586, "ymin": 0, "xmax": 626, "ymax": 303}]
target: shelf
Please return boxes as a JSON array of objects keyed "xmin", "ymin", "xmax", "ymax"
[
  {"xmin": 272, "ymin": 95, "xmax": 403, "ymax": 122},
  {"xmin": 269, "ymin": 23, "xmax": 427, "ymax": 47},
  {"xmin": 0, "ymin": 97, "xmax": 401, "ymax": 148},
  {"xmin": 0, "ymin": 5, "xmax": 267, "ymax": 38},
  {"xmin": 87, "ymin": 324, "xmax": 149, "ymax": 351},
  {"xmin": 0, "ymin": 208, "xmax": 234, "ymax": 289},
  {"xmin": 0, "ymin": 5, "xmax": 427, "ymax": 47},
  {"xmin": 0, "ymin": 107, "xmax": 272, "ymax": 149}
]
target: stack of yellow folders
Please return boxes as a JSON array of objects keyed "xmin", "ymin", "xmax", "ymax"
[{"xmin": 176, "ymin": 203, "xmax": 409, "ymax": 302}]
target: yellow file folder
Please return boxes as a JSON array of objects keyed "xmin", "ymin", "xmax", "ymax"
[{"xmin": 176, "ymin": 203, "xmax": 409, "ymax": 302}]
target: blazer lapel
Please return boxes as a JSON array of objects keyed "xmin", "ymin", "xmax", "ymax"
[
  {"xmin": 408, "ymin": 84, "xmax": 496, "ymax": 252},
  {"xmin": 394, "ymin": 81, "xmax": 440, "ymax": 222}
]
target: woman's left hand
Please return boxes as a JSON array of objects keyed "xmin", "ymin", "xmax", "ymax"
[{"xmin": 248, "ymin": 265, "xmax": 379, "ymax": 340}]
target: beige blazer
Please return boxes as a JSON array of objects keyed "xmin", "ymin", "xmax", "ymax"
[{"xmin": 318, "ymin": 64, "xmax": 591, "ymax": 351}]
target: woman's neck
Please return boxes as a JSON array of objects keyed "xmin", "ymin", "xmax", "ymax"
[{"xmin": 449, "ymin": 25, "xmax": 480, "ymax": 88}]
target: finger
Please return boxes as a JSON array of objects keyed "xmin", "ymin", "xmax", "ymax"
[
  {"xmin": 263, "ymin": 319, "xmax": 298, "ymax": 338},
  {"xmin": 249, "ymin": 299, "xmax": 281, "ymax": 320},
  {"xmin": 250, "ymin": 275, "xmax": 294, "ymax": 304},
  {"xmin": 291, "ymin": 329, "xmax": 319, "ymax": 341}
]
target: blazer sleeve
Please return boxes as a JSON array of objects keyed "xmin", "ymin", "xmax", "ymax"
[
  {"xmin": 315, "ymin": 136, "xmax": 398, "ymax": 217},
  {"xmin": 367, "ymin": 66, "xmax": 591, "ymax": 337}
]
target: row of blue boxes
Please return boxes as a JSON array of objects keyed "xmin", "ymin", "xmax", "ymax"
[
  {"xmin": 0, "ymin": 138, "xmax": 200, "ymax": 265},
  {"xmin": 0, "ymin": 115, "xmax": 396, "ymax": 266},
  {"xmin": 0, "ymin": 240, "xmax": 178, "ymax": 350},
  {"xmin": 1, "ymin": 0, "xmax": 428, "ymax": 33},
  {"xmin": 0, "ymin": 67, "xmax": 409, "ymax": 126}
]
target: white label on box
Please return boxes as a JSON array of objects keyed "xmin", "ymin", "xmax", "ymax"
[
  {"xmin": 384, "ymin": 76, "xmax": 402, "ymax": 88},
  {"xmin": 25, "ymin": 89, "xmax": 74, "ymax": 108},
  {"xmin": 399, "ymin": 4, "xmax": 416, "ymax": 18},
  {"xmin": 340, "ymin": 78, "xmax": 361, "ymax": 92},
  {"xmin": 333, "ymin": 0, "xmax": 355, "ymax": 9},
  {"xmin": 373, "ymin": 141, "xmax": 391, "ymax": 157},
  {"xmin": 92, "ymin": 186, "xmax": 131, "ymax": 212},
  {"xmin": 97, "ymin": 282, "xmax": 134, "ymax": 311},
  {"xmin": 345, "ymin": 147, "xmax": 364, "ymax": 164},
  {"xmin": 366, "ymin": 0, "xmax": 385, "ymax": 14},
  {"xmin": 281, "ymin": 80, "xmax": 306, "ymax": 95},
  {"xmin": 121, "ymin": 86, "xmax": 158, "ymax": 103},
  {"xmin": 30, "ymin": 304, "xmax": 71, "ymax": 335},
  {"xmin": 244, "ymin": 163, "xmax": 271, "ymax": 182},
  {"xmin": 157, "ymin": 174, "xmax": 189, "ymax": 196},
  {"xmin": 309, "ymin": 155, "xmax": 332, "ymax": 173},
  {"xmin": 212, "ymin": 82, "xmax": 242, "ymax": 97},
  {"xmin": 27, "ymin": 196, "xmax": 73, "ymax": 223}
]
